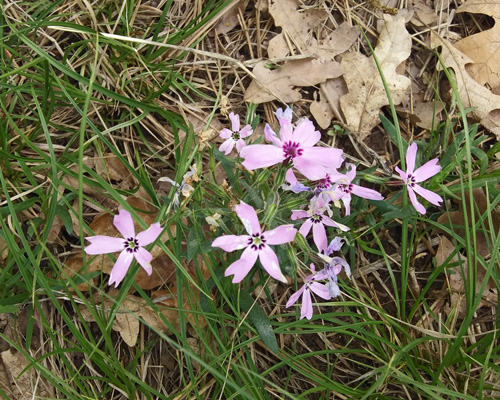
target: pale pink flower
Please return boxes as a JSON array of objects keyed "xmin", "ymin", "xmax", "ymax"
[
  {"xmin": 240, "ymin": 108, "xmax": 343, "ymax": 180},
  {"xmin": 212, "ymin": 202, "xmax": 297, "ymax": 283},
  {"xmin": 84, "ymin": 210, "xmax": 163, "ymax": 287},
  {"xmin": 291, "ymin": 209, "xmax": 349, "ymax": 252},
  {"xmin": 286, "ymin": 264, "xmax": 331, "ymax": 320},
  {"xmin": 219, "ymin": 112, "xmax": 253, "ymax": 155},
  {"xmin": 395, "ymin": 143, "xmax": 443, "ymax": 214},
  {"xmin": 331, "ymin": 163, "xmax": 384, "ymax": 215}
]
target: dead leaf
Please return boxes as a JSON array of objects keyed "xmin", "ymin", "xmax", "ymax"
[
  {"xmin": 0, "ymin": 349, "xmax": 49, "ymax": 399},
  {"xmin": 339, "ymin": 15, "xmax": 411, "ymax": 140},
  {"xmin": 454, "ymin": 0, "xmax": 500, "ymax": 94},
  {"xmin": 267, "ymin": 0, "xmax": 327, "ymax": 59},
  {"xmin": 310, "ymin": 77, "xmax": 348, "ymax": 128},
  {"xmin": 213, "ymin": 0, "xmax": 250, "ymax": 35},
  {"xmin": 432, "ymin": 32, "xmax": 500, "ymax": 139},
  {"xmin": 436, "ymin": 188, "xmax": 500, "ymax": 260},
  {"xmin": 435, "ymin": 236, "xmax": 497, "ymax": 318},
  {"xmin": 0, "ymin": 236, "xmax": 8, "ymax": 262},
  {"xmin": 114, "ymin": 313, "xmax": 140, "ymax": 347},
  {"xmin": 268, "ymin": 0, "xmax": 359, "ymax": 60},
  {"xmin": 396, "ymin": 100, "xmax": 445, "ymax": 130},
  {"xmin": 244, "ymin": 58, "xmax": 343, "ymax": 104},
  {"xmin": 410, "ymin": 3, "xmax": 440, "ymax": 28}
]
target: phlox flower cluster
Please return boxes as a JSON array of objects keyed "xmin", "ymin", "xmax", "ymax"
[
  {"xmin": 213, "ymin": 107, "xmax": 443, "ymax": 320},
  {"xmin": 214, "ymin": 107, "xmax": 387, "ymax": 319},
  {"xmin": 82, "ymin": 107, "xmax": 443, "ymax": 313}
]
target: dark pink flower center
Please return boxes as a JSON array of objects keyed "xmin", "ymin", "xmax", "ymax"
[
  {"xmin": 317, "ymin": 174, "xmax": 332, "ymax": 190},
  {"xmin": 282, "ymin": 141, "xmax": 304, "ymax": 159},
  {"xmin": 124, "ymin": 237, "xmax": 139, "ymax": 253},
  {"xmin": 407, "ymin": 174, "xmax": 416, "ymax": 188},
  {"xmin": 310, "ymin": 214, "xmax": 323, "ymax": 224},
  {"xmin": 248, "ymin": 233, "xmax": 266, "ymax": 250},
  {"xmin": 339, "ymin": 183, "xmax": 353, "ymax": 194}
]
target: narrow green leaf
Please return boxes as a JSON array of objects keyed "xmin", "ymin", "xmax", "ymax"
[{"xmin": 239, "ymin": 291, "xmax": 278, "ymax": 353}]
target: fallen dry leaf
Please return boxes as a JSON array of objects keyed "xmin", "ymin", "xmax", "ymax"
[
  {"xmin": 432, "ymin": 31, "xmax": 500, "ymax": 139},
  {"xmin": 80, "ymin": 269, "xmax": 208, "ymax": 346},
  {"xmin": 454, "ymin": 0, "xmax": 500, "ymax": 94},
  {"xmin": 244, "ymin": 58, "xmax": 343, "ymax": 104},
  {"xmin": 0, "ymin": 349, "xmax": 49, "ymax": 399},
  {"xmin": 267, "ymin": 0, "xmax": 359, "ymax": 61},
  {"xmin": 436, "ymin": 188, "xmax": 500, "ymax": 260},
  {"xmin": 339, "ymin": 15, "xmax": 411, "ymax": 140},
  {"xmin": 435, "ymin": 236, "xmax": 496, "ymax": 319},
  {"xmin": 213, "ymin": 0, "xmax": 249, "ymax": 35},
  {"xmin": 310, "ymin": 77, "xmax": 348, "ymax": 129}
]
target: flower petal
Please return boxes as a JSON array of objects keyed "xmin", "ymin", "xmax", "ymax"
[
  {"xmin": 298, "ymin": 219, "xmax": 313, "ymax": 238},
  {"xmin": 219, "ymin": 138, "xmax": 235, "ymax": 155},
  {"xmin": 276, "ymin": 106, "xmax": 293, "ymax": 127},
  {"xmin": 322, "ymin": 215, "xmax": 349, "ymax": 232},
  {"xmin": 345, "ymin": 163, "xmax": 357, "ymax": 181},
  {"xmin": 108, "ymin": 250, "xmax": 134, "ymax": 287},
  {"xmin": 114, "ymin": 209, "xmax": 135, "ymax": 239},
  {"xmin": 136, "ymin": 222, "xmax": 163, "ymax": 246},
  {"xmin": 236, "ymin": 139, "xmax": 246, "ymax": 153},
  {"xmin": 265, "ymin": 225, "xmax": 297, "ymax": 245},
  {"xmin": 286, "ymin": 285, "xmax": 305, "ymax": 308},
  {"xmin": 395, "ymin": 166, "xmax": 407, "ymax": 182},
  {"xmin": 285, "ymin": 168, "xmax": 299, "ymax": 185},
  {"xmin": 85, "ymin": 236, "xmax": 125, "ymax": 255},
  {"xmin": 312, "ymin": 222, "xmax": 328, "ymax": 252},
  {"xmin": 295, "ymin": 147, "xmax": 344, "ymax": 180},
  {"xmin": 212, "ymin": 234, "xmax": 250, "ymax": 252},
  {"xmin": 219, "ymin": 128, "xmax": 233, "ymax": 139},
  {"xmin": 310, "ymin": 282, "xmax": 332, "ymax": 300},
  {"xmin": 236, "ymin": 201, "xmax": 261, "ymax": 235},
  {"xmin": 351, "ymin": 184, "xmax": 384, "ymax": 200},
  {"xmin": 407, "ymin": 186, "xmax": 426, "ymax": 214},
  {"xmin": 239, "ymin": 125, "xmax": 253, "ymax": 138},
  {"xmin": 291, "ymin": 210, "xmax": 310, "ymax": 220},
  {"xmin": 134, "ymin": 247, "xmax": 153, "ymax": 275},
  {"xmin": 326, "ymin": 237, "xmax": 344, "ymax": 254},
  {"xmin": 291, "ymin": 118, "xmax": 321, "ymax": 147},
  {"xmin": 341, "ymin": 194, "xmax": 352, "ymax": 216},
  {"xmin": 413, "ymin": 159, "xmax": 441, "ymax": 182},
  {"xmin": 301, "ymin": 288, "xmax": 313, "ymax": 320},
  {"xmin": 406, "ymin": 142, "xmax": 418, "ymax": 175},
  {"xmin": 229, "ymin": 112, "xmax": 240, "ymax": 132},
  {"xmin": 258, "ymin": 246, "xmax": 287, "ymax": 282},
  {"xmin": 240, "ymin": 144, "xmax": 285, "ymax": 170},
  {"xmin": 264, "ymin": 124, "xmax": 283, "ymax": 147},
  {"xmin": 412, "ymin": 184, "xmax": 443, "ymax": 207},
  {"xmin": 224, "ymin": 246, "xmax": 258, "ymax": 283}
]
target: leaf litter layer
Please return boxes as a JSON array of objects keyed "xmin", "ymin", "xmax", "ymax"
[{"xmin": 1, "ymin": 0, "xmax": 500, "ymax": 399}]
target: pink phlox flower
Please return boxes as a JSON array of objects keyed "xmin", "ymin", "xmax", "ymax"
[
  {"xmin": 212, "ymin": 201, "xmax": 297, "ymax": 283},
  {"xmin": 395, "ymin": 142, "xmax": 443, "ymax": 214},
  {"xmin": 331, "ymin": 163, "xmax": 384, "ymax": 215},
  {"xmin": 286, "ymin": 264, "xmax": 332, "ymax": 320},
  {"xmin": 84, "ymin": 209, "xmax": 163, "ymax": 287},
  {"xmin": 291, "ymin": 208, "xmax": 349, "ymax": 253},
  {"xmin": 240, "ymin": 110, "xmax": 344, "ymax": 180},
  {"xmin": 218, "ymin": 112, "xmax": 253, "ymax": 155},
  {"xmin": 281, "ymin": 168, "xmax": 311, "ymax": 193},
  {"xmin": 316, "ymin": 249, "xmax": 351, "ymax": 298}
]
